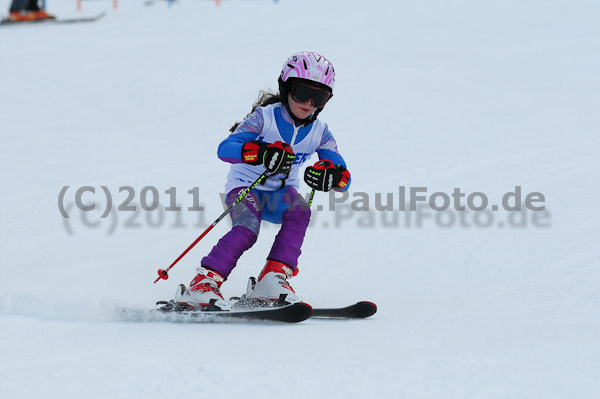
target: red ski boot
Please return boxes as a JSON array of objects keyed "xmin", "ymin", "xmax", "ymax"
[
  {"xmin": 247, "ymin": 260, "xmax": 301, "ymax": 304},
  {"xmin": 177, "ymin": 267, "xmax": 232, "ymax": 311}
]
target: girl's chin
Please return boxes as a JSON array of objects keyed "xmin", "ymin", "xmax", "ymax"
[{"xmin": 292, "ymin": 110, "xmax": 313, "ymax": 119}]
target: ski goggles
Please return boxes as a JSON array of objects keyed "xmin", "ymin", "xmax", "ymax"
[{"xmin": 290, "ymin": 82, "xmax": 331, "ymax": 107}]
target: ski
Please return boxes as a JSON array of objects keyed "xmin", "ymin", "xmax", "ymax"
[
  {"xmin": 118, "ymin": 301, "xmax": 375, "ymax": 323},
  {"xmin": 0, "ymin": 12, "xmax": 105, "ymax": 26},
  {"xmin": 311, "ymin": 301, "xmax": 377, "ymax": 319},
  {"xmin": 118, "ymin": 301, "xmax": 313, "ymax": 324}
]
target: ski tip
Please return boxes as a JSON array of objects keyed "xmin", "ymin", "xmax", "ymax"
[
  {"xmin": 353, "ymin": 301, "xmax": 378, "ymax": 318},
  {"xmin": 288, "ymin": 302, "xmax": 313, "ymax": 323}
]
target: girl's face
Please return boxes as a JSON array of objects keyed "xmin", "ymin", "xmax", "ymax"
[{"xmin": 287, "ymin": 93, "xmax": 318, "ymax": 120}]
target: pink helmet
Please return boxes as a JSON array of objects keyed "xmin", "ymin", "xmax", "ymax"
[{"xmin": 280, "ymin": 52, "xmax": 335, "ymax": 93}]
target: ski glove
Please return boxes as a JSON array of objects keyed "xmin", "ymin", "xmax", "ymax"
[
  {"xmin": 304, "ymin": 160, "xmax": 350, "ymax": 192},
  {"xmin": 242, "ymin": 140, "xmax": 296, "ymax": 175}
]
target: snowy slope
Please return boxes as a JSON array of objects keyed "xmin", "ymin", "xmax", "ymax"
[{"xmin": 1, "ymin": 0, "xmax": 600, "ymax": 398}]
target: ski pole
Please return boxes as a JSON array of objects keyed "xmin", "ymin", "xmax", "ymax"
[
  {"xmin": 154, "ymin": 171, "xmax": 268, "ymax": 283},
  {"xmin": 307, "ymin": 189, "xmax": 316, "ymax": 207}
]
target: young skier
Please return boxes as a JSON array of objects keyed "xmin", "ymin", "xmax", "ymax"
[
  {"xmin": 178, "ymin": 52, "xmax": 351, "ymax": 311},
  {"xmin": 5, "ymin": 0, "xmax": 54, "ymax": 22}
]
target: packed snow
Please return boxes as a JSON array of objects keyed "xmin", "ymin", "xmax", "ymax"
[{"xmin": 1, "ymin": 0, "xmax": 599, "ymax": 398}]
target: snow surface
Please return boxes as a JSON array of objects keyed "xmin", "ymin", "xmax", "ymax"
[{"xmin": 1, "ymin": 0, "xmax": 600, "ymax": 398}]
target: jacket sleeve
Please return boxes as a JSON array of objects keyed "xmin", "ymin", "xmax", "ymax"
[
  {"xmin": 316, "ymin": 124, "xmax": 351, "ymax": 191},
  {"xmin": 217, "ymin": 108, "xmax": 264, "ymax": 164}
]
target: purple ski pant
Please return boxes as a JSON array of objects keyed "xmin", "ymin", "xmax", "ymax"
[{"xmin": 201, "ymin": 186, "xmax": 311, "ymax": 278}]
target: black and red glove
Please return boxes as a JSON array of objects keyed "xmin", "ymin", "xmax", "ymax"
[
  {"xmin": 304, "ymin": 160, "xmax": 350, "ymax": 192},
  {"xmin": 242, "ymin": 140, "xmax": 296, "ymax": 175}
]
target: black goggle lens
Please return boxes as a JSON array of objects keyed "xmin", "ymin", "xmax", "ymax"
[{"xmin": 291, "ymin": 84, "xmax": 331, "ymax": 107}]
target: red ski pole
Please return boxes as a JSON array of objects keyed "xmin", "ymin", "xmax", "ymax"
[{"xmin": 154, "ymin": 172, "xmax": 268, "ymax": 284}]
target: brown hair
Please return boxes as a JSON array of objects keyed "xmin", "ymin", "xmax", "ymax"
[{"xmin": 229, "ymin": 90, "xmax": 282, "ymax": 133}]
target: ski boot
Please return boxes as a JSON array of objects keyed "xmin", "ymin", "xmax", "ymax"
[
  {"xmin": 246, "ymin": 260, "xmax": 302, "ymax": 305},
  {"xmin": 176, "ymin": 267, "xmax": 232, "ymax": 311},
  {"xmin": 32, "ymin": 10, "xmax": 55, "ymax": 20},
  {"xmin": 6, "ymin": 11, "xmax": 37, "ymax": 21},
  {"xmin": 6, "ymin": 10, "xmax": 54, "ymax": 22}
]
